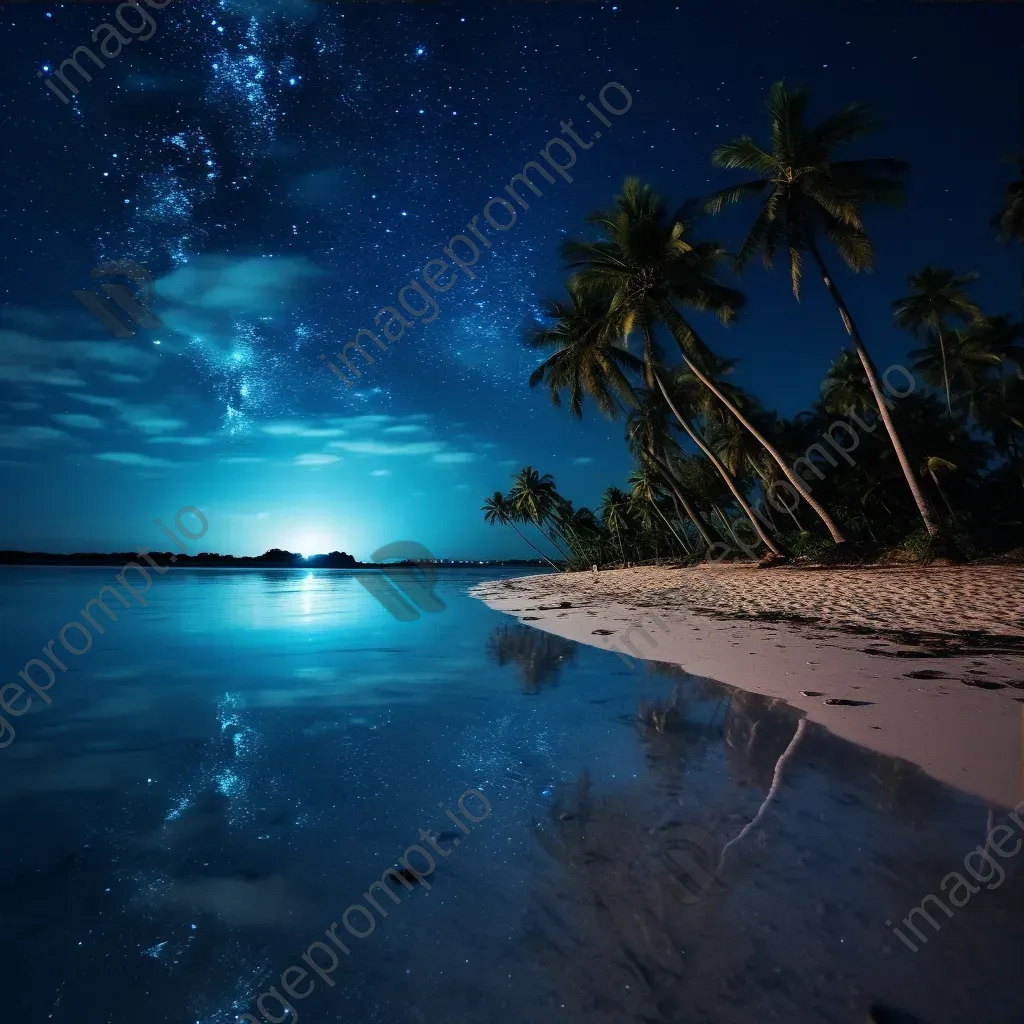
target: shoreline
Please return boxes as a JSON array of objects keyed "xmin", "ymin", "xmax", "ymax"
[{"xmin": 471, "ymin": 564, "xmax": 1024, "ymax": 808}]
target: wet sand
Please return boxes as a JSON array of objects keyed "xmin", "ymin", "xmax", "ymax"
[{"xmin": 472, "ymin": 563, "xmax": 1024, "ymax": 808}]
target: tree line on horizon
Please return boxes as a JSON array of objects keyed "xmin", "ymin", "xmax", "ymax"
[{"xmin": 483, "ymin": 81, "xmax": 1024, "ymax": 568}]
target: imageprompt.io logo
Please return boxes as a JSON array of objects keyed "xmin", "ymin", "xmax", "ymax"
[
  {"xmin": 654, "ymin": 822, "xmax": 725, "ymax": 904},
  {"xmin": 73, "ymin": 260, "xmax": 163, "ymax": 339},
  {"xmin": 355, "ymin": 541, "xmax": 447, "ymax": 622}
]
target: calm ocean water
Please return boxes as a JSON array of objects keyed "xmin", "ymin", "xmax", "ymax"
[{"xmin": 0, "ymin": 566, "xmax": 1021, "ymax": 1024}]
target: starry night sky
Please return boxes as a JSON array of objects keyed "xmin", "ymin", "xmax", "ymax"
[{"xmin": 1, "ymin": 0, "xmax": 1021, "ymax": 558}]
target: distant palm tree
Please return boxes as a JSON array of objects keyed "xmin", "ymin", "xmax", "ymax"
[
  {"xmin": 706, "ymin": 82, "xmax": 944, "ymax": 542},
  {"xmin": 920, "ymin": 456, "xmax": 958, "ymax": 515},
  {"xmin": 969, "ymin": 314, "xmax": 1024, "ymax": 380},
  {"xmin": 508, "ymin": 466, "xmax": 568, "ymax": 561},
  {"xmin": 910, "ymin": 323, "xmax": 1002, "ymax": 414},
  {"xmin": 893, "ymin": 267, "xmax": 982, "ymax": 414},
  {"xmin": 659, "ymin": 368, "xmax": 782, "ymax": 556},
  {"xmin": 481, "ymin": 490, "xmax": 561, "ymax": 571},
  {"xmin": 564, "ymin": 178, "xmax": 846, "ymax": 544},
  {"xmin": 598, "ymin": 487, "xmax": 632, "ymax": 564},
  {"xmin": 628, "ymin": 462, "xmax": 690, "ymax": 555},
  {"xmin": 625, "ymin": 390, "xmax": 717, "ymax": 547},
  {"xmin": 528, "ymin": 280, "xmax": 767, "ymax": 551},
  {"xmin": 821, "ymin": 348, "xmax": 878, "ymax": 418}
]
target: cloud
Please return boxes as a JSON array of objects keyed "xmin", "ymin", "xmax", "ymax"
[
  {"xmin": 260, "ymin": 420, "xmax": 346, "ymax": 438},
  {"xmin": 221, "ymin": 456, "xmax": 265, "ymax": 463},
  {"xmin": 52, "ymin": 413, "xmax": 104, "ymax": 430},
  {"xmin": 573, "ymin": 457, "xmax": 595, "ymax": 466},
  {"xmin": 455, "ymin": 483, "xmax": 471, "ymax": 491},
  {"xmin": 0, "ymin": 365, "xmax": 87, "ymax": 389},
  {"xmin": 324, "ymin": 415, "xmax": 393, "ymax": 429},
  {"xmin": 0, "ymin": 329, "xmax": 158, "ymax": 378},
  {"xmin": 295, "ymin": 453, "xmax": 340, "ymax": 466},
  {"xmin": 0, "ymin": 425, "xmax": 67, "ymax": 448},
  {"xmin": 369, "ymin": 469, "xmax": 390, "ymax": 477},
  {"xmin": 327, "ymin": 440, "xmax": 443, "ymax": 456},
  {"xmin": 101, "ymin": 372, "xmax": 145, "ymax": 384},
  {"xmin": 96, "ymin": 452, "xmax": 176, "ymax": 467},
  {"xmin": 149, "ymin": 436, "xmax": 214, "ymax": 446},
  {"xmin": 68, "ymin": 395, "xmax": 194, "ymax": 437},
  {"xmin": 382, "ymin": 424, "xmax": 425, "ymax": 435},
  {"xmin": 121, "ymin": 413, "xmax": 188, "ymax": 435},
  {"xmin": 156, "ymin": 256, "xmax": 328, "ymax": 347},
  {"xmin": 432, "ymin": 451, "xmax": 477, "ymax": 464},
  {"xmin": 70, "ymin": 394, "xmax": 124, "ymax": 409}
]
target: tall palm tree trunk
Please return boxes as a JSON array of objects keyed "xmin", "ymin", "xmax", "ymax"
[
  {"xmin": 657, "ymin": 301, "xmax": 849, "ymax": 545},
  {"xmin": 653, "ymin": 371, "xmax": 783, "ymax": 557},
  {"xmin": 753, "ymin": 462, "xmax": 804, "ymax": 531},
  {"xmin": 936, "ymin": 327, "xmax": 953, "ymax": 416},
  {"xmin": 649, "ymin": 496, "xmax": 689, "ymax": 555},
  {"xmin": 530, "ymin": 520, "xmax": 567, "ymax": 564},
  {"xmin": 650, "ymin": 453, "xmax": 716, "ymax": 547},
  {"xmin": 928, "ymin": 468, "xmax": 955, "ymax": 516},
  {"xmin": 543, "ymin": 523, "xmax": 571, "ymax": 560},
  {"xmin": 509, "ymin": 521, "xmax": 562, "ymax": 572},
  {"xmin": 805, "ymin": 236, "xmax": 942, "ymax": 539},
  {"xmin": 666, "ymin": 494, "xmax": 695, "ymax": 553}
]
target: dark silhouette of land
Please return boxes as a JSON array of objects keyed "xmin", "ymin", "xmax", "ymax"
[{"xmin": 0, "ymin": 548, "xmax": 549, "ymax": 569}]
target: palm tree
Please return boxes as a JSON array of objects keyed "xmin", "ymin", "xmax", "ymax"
[
  {"xmin": 820, "ymin": 349, "xmax": 877, "ymax": 418},
  {"xmin": 920, "ymin": 456, "xmax": 957, "ymax": 515},
  {"xmin": 528, "ymin": 281, "xmax": 734, "ymax": 551},
  {"xmin": 526, "ymin": 284, "xmax": 637, "ymax": 418},
  {"xmin": 628, "ymin": 462, "xmax": 690, "ymax": 556},
  {"xmin": 658, "ymin": 367, "xmax": 783, "ymax": 556},
  {"xmin": 481, "ymin": 491, "xmax": 561, "ymax": 571},
  {"xmin": 625, "ymin": 390, "xmax": 717, "ymax": 547},
  {"xmin": 598, "ymin": 486, "xmax": 632, "ymax": 564},
  {"xmin": 508, "ymin": 467, "xmax": 568, "ymax": 561},
  {"xmin": 892, "ymin": 267, "xmax": 982, "ymax": 414},
  {"xmin": 706, "ymin": 81, "xmax": 945, "ymax": 542},
  {"xmin": 564, "ymin": 178, "xmax": 848, "ymax": 545},
  {"xmin": 910, "ymin": 323, "xmax": 1003, "ymax": 414}
]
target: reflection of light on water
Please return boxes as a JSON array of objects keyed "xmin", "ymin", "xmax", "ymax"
[
  {"xmin": 215, "ymin": 769, "xmax": 244, "ymax": 799},
  {"xmin": 300, "ymin": 571, "xmax": 317, "ymax": 618},
  {"xmin": 161, "ymin": 692, "xmax": 261, "ymax": 829},
  {"xmin": 165, "ymin": 795, "xmax": 190, "ymax": 822}
]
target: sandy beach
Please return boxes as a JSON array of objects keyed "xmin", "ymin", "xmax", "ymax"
[{"xmin": 472, "ymin": 563, "xmax": 1024, "ymax": 808}]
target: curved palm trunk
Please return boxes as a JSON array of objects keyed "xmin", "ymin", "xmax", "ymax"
[
  {"xmin": 650, "ymin": 453, "xmax": 716, "ymax": 548},
  {"xmin": 544, "ymin": 524, "xmax": 572, "ymax": 560},
  {"xmin": 928, "ymin": 468, "xmax": 955, "ymax": 515},
  {"xmin": 717, "ymin": 717, "xmax": 807, "ymax": 873},
  {"xmin": 936, "ymin": 327, "xmax": 953, "ymax": 416},
  {"xmin": 805, "ymin": 236, "xmax": 942, "ymax": 538},
  {"xmin": 653, "ymin": 371, "xmax": 783, "ymax": 557},
  {"xmin": 531, "ymin": 521, "xmax": 567, "ymax": 564},
  {"xmin": 508, "ymin": 520, "xmax": 562, "ymax": 572},
  {"xmin": 657, "ymin": 301, "xmax": 849, "ymax": 545},
  {"xmin": 559, "ymin": 520, "xmax": 585, "ymax": 559},
  {"xmin": 666, "ymin": 494, "xmax": 695, "ymax": 553},
  {"xmin": 649, "ymin": 496, "xmax": 689, "ymax": 555},
  {"xmin": 753, "ymin": 462, "xmax": 804, "ymax": 530}
]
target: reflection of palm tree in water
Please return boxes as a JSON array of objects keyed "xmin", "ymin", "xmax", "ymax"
[
  {"xmin": 485, "ymin": 623, "xmax": 577, "ymax": 694},
  {"xmin": 718, "ymin": 691, "xmax": 808, "ymax": 870}
]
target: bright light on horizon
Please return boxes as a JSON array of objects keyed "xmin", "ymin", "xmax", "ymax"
[{"xmin": 287, "ymin": 532, "xmax": 340, "ymax": 558}]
